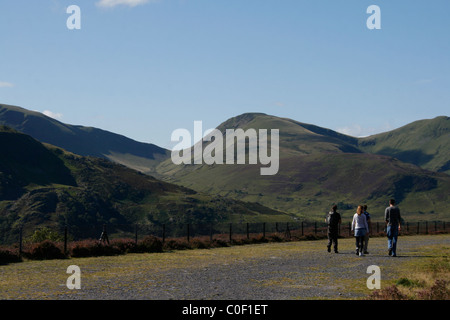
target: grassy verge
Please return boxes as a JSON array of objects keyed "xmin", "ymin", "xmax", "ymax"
[{"xmin": 367, "ymin": 243, "xmax": 450, "ymax": 300}]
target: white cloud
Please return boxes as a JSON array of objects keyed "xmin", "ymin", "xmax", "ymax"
[
  {"xmin": 0, "ymin": 82, "xmax": 14, "ymax": 88},
  {"xmin": 96, "ymin": 0, "xmax": 155, "ymax": 8},
  {"xmin": 336, "ymin": 123, "xmax": 393, "ymax": 138},
  {"xmin": 43, "ymin": 110, "xmax": 63, "ymax": 120},
  {"xmin": 336, "ymin": 124, "xmax": 364, "ymax": 137}
]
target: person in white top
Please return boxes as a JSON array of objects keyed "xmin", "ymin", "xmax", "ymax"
[{"xmin": 351, "ymin": 205, "xmax": 369, "ymax": 256}]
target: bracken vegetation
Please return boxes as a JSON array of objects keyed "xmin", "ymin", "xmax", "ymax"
[{"xmin": 367, "ymin": 245, "xmax": 450, "ymax": 300}]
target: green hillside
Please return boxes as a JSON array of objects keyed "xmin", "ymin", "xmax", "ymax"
[
  {"xmin": 0, "ymin": 127, "xmax": 293, "ymax": 243},
  {"xmin": 1, "ymin": 105, "xmax": 449, "ymax": 225},
  {"xmin": 0, "ymin": 126, "xmax": 76, "ymax": 200},
  {"xmin": 0, "ymin": 104, "xmax": 171, "ymax": 174},
  {"xmin": 359, "ymin": 116, "xmax": 450, "ymax": 174},
  {"xmin": 156, "ymin": 113, "xmax": 450, "ymax": 221},
  {"xmin": 216, "ymin": 113, "xmax": 361, "ymax": 156},
  {"xmin": 157, "ymin": 112, "xmax": 362, "ymax": 178}
]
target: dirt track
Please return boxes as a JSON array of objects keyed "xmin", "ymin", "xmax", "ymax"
[{"xmin": 1, "ymin": 234, "xmax": 448, "ymax": 300}]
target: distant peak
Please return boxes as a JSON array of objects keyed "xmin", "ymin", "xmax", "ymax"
[
  {"xmin": 238, "ymin": 112, "xmax": 268, "ymax": 117},
  {"xmin": 228, "ymin": 112, "xmax": 269, "ymax": 122},
  {"xmin": 217, "ymin": 113, "xmax": 268, "ymax": 130}
]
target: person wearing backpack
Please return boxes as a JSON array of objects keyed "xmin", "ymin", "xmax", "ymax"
[{"xmin": 325, "ymin": 205, "xmax": 341, "ymax": 253}]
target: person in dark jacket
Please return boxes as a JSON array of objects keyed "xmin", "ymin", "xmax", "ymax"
[
  {"xmin": 325, "ymin": 205, "xmax": 341, "ymax": 253},
  {"xmin": 385, "ymin": 199, "xmax": 402, "ymax": 257},
  {"xmin": 363, "ymin": 205, "xmax": 371, "ymax": 254}
]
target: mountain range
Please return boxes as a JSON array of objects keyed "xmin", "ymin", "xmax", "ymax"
[
  {"xmin": 0, "ymin": 103, "xmax": 449, "ymax": 240},
  {"xmin": 155, "ymin": 113, "xmax": 450, "ymax": 220}
]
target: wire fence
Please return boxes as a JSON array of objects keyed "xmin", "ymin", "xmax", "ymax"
[{"xmin": 4, "ymin": 219, "xmax": 448, "ymax": 255}]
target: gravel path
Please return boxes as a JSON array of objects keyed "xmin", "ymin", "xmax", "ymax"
[{"xmin": 1, "ymin": 234, "xmax": 448, "ymax": 300}]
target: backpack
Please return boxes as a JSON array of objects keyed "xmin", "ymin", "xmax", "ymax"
[{"xmin": 327, "ymin": 211, "xmax": 340, "ymax": 228}]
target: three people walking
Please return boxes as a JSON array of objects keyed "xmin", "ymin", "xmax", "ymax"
[{"xmin": 326, "ymin": 199, "xmax": 401, "ymax": 257}]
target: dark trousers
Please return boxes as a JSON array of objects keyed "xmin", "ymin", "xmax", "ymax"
[
  {"xmin": 327, "ymin": 229, "xmax": 338, "ymax": 252},
  {"xmin": 355, "ymin": 236, "xmax": 365, "ymax": 252}
]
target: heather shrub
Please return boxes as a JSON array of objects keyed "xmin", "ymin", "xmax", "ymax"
[
  {"xmin": 250, "ymin": 235, "xmax": 269, "ymax": 244},
  {"xmin": 70, "ymin": 239, "xmax": 122, "ymax": 257},
  {"xmin": 189, "ymin": 239, "xmax": 210, "ymax": 249},
  {"xmin": 137, "ymin": 235, "xmax": 163, "ymax": 253},
  {"xmin": 69, "ymin": 240, "xmax": 94, "ymax": 257},
  {"xmin": 268, "ymin": 234, "xmax": 285, "ymax": 242},
  {"xmin": 111, "ymin": 238, "xmax": 138, "ymax": 253},
  {"xmin": 232, "ymin": 238, "xmax": 252, "ymax": 246},
  {"xmin": 417, "ymin": 280, "xmax": 449, "ymax": 300},
  {"xmin": 0, "ymin": 248, "xmax": 22, "ymax": 265},
  {"xmin": 367, "ymin": 285, "xmax": 408, "ymax": 300},
  {"xmin": 163, "ymin": 239, "xmax": 190, "ymax": 251},
  {"xmin": 210, "ymin": 239, "xmax": 229, "ymax": 248},
  {"xmin": 305, "ymin": 234, "xmax": 320, "ymax": 240},
  {"xmin": 25, "ymin": 240, "xmax": 65, "ymax": 260}
]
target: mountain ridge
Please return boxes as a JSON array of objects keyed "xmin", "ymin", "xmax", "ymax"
[
  {"xmin": 1, "ymin": 104, "xmax": 449, "ymax": 222},
  {"xmin": 0, "ymin": 104, "xmax": 171, "ymax": 174},
  {"xmin": 359, "ymin": 115, "xmax": 450, "ymax": 174},
  {"xmin": 154, "ymin": 112, "xmax": 450, "ymax": 220}
]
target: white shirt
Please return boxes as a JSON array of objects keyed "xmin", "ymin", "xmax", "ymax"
[{"xmin": 351, "ymin": 213, "xmax": 369, "ymax": 231}]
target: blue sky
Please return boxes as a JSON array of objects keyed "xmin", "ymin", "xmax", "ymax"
[{"xmin": 1, "ymin": 0, "xmax": 449, "ymax": 149}]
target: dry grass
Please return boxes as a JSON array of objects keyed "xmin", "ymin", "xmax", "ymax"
[{"xmin": 368, "ymin": 243, "xmax": 450, "ymax": 300}]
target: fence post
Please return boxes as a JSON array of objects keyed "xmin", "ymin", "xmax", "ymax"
[
  {"xmin": 162, "ymin": 224, "xmax": 166, "ymax": 244},
  {"xmin": 286, "ymin": 222, "xmax": 291, "ymax": 239},
  {"xmin": 134, "ymin": 224, "xmax": 138, "ymax": 244},
  {"xmin": 19, "ymin": 226, "xmax": 23, "ymax": 256},
  {"xmin": 229, "ymin": 223, "xmax": 232, "ymax": 243},
  {"xmin": 425, "ymin": 221, "xmax": 428, "ymax": 234},
  {"xmin": 348, "ymin": 222, "xmax": 351, "ymax": 237},
  {"xmin": 301, "ymin": 221, "xmax": 304, "ymax": 236},
  {"xmin": 246, "ymin": 223, "xmax": 249, "ymax": 240},
  {"xmin": 64, "ymin": 226, "xmax": 68, "ymax": 255},
  {"xmin": 435, "ymin": 221, "xmax": 437, "ymax": 232},
  {"xmin": 263, "ymin": 222, "xmax": 266, "ymax": 238},
  {"xmin": 444, "ymin": 221, "xmax": 446, "ymax": 232}
]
